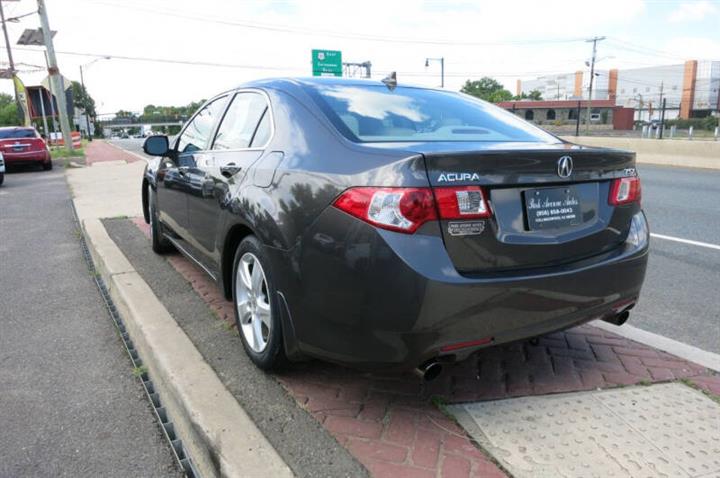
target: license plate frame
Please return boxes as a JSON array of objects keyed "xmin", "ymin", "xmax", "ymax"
[{"xmin": 524, "ymin": 186, "xmax": 583, "ymax": 230}]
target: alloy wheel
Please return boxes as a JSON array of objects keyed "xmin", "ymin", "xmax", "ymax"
[{"xmin": 235, "ymin": 252, "xmax": 271, "ymax": 353}]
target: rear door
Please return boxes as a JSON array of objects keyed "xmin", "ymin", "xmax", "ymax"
[
  {"xmin": 185, "ymin": 90, "xmax": 272, "ymax": 269},
  {"xmin": 422, "ymin": 143, "xmax": 638, "ymax": 273},
  {"xmin": 157, "ymin": 96, "xmax": 227, "ymax": 240}
]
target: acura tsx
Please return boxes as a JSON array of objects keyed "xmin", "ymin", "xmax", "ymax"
[{"xmin": 141, "ymin": 77, "xmax": 648, "ymax": 378}]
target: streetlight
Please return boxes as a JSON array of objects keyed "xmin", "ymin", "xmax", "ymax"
[
  {"xmin": 79, "ymin": 56, "xmax": 110, "ymax": 141},
  {"xmin": 425, "ymin": 57, "xmax": 444, "ymax": 88}
]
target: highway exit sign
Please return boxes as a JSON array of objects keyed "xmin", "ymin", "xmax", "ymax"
[{"xmin": 312, "ymin": 49, "xmax": 342, "ymax": 77}]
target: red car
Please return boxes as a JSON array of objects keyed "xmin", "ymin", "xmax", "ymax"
[{"xmin": 0, "ymin": 127, "xmax": 52, "ymax": 170}]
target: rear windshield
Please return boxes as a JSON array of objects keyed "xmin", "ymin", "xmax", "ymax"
[
  {"xmin": 305, "ymin": 84, "xmax": 559, "ymax": 143},
  {"xmin": 0, "ymin": 128, "xmax": 37, "ymax": 139}
]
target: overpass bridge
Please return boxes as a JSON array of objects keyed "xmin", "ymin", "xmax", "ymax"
[{"xmin": 99, "ymin": 121, "xmax": 184, "ymax": 130}]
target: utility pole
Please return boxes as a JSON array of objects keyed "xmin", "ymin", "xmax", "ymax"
[
  {"xmin": 43, "ymin": 51, "xmax": 58, "ymax": 134},
  {"xmin": 0, "ymin": 1, "xmax": 24, "ymax": 124},
  {"xmin": 37, "ymin": 0, "xmax": 72, "ymax": 152},
  {"xmin": 79, "ymin": 65, "xmax": 93, "ymax": 141},
  {"xmin": 659, "ymin": 98, "xmax": 667, "ymax": 139},
  {"xmin": 584, "ymin": 36, "xmax": 606, "ymax": 135},
  {"xmin": 575, "ymin": 101, "xmax": 581, "ymax": 136}
]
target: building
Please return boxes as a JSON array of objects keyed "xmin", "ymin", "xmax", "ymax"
[
  {"xmin": 517, "ymin": 60, "xmax": 720, "ymax": 120},
  {"xmin": 496, "ymin": 99, "xmax": 635, "ymax": 130}
]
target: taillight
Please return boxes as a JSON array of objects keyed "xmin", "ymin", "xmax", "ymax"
[
  {"xmin": 609, "ymin": 177, "xmax": 641, "ymax": 205},
  {"xmin": 333, "ymin": 185, "xmax": 493, "ymax": 234},
  {"xmin": 434, "ymin": 186, "xmax": 491, "ymax": 219},
  {"xmin": 333, "ymin": 187, "xmax": 437, "ymax": 233}
]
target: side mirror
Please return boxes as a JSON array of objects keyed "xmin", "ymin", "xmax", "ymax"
[{"xmin": 143, "ymin": 135, "xmax": 170, "ymax": 156}]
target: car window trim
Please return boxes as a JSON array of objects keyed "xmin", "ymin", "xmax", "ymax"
[
  {"xmin": 248, "ymin": 107, "xmax": 269, "ymax": 148},
  {"xmin": 174, "ymin": 94, "xmax": 229, "ymax": 155},
  {"xmin": 209, "ymin": 88, "xmax": 275, "ymax": 153}
]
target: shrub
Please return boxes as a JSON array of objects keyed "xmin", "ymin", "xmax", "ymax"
[{"xmin": 665, "ymin": 117, "xmax": 719, "ymax": 131}]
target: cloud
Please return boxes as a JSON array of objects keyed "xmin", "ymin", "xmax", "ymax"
[{"xmin": 668, "ymin": 1, "xmax": 718, "ymax": 23}]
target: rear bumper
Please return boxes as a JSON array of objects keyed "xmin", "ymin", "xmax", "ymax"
[
  {"xmin": 275, "ymin": 208, "xmax": 649, "ymax": 370},
  {"xmin": 3, "ymin": 151, "xmax": 50, "ymax": 164}
]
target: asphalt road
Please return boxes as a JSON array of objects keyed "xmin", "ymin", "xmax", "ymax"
[
  {"xmin": 109, "ymin": 138, "xmax": 719, "ymax": 353},
  {"xmin": 0, "ymin": 164, "xmax": 181, "ymax": 477},
  {"xmin": 633, "ymin": 164, "xmax": 720, "ymax": 354}
]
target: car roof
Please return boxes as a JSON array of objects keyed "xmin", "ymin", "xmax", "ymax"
[
  {"xmin": 0, "ymin": 126, "xmax": 35, "ymax": 131},
  {"xmin": 237, "ymin": 76, "xmax": 444, "ymax": 92}
]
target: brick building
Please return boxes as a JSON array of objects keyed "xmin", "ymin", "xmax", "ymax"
[{"xmin": 496, "ymin": 99, "xmax": 635, "ymax": 130}]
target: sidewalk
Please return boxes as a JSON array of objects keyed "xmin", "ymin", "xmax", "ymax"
[
  {"xmin": 131, "ymin": 217, "xmax": 720, "ymax": 478},
  {"xmin": 70, "ymin": 142, "xmax": 720, "ymax": 478}
]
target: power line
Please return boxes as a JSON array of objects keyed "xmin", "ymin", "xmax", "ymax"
[{"xmin": 85, "ymin": 0, "xmax": 588, "ymax": 47}]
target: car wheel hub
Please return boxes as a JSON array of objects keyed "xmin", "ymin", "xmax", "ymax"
[{"xmin": 235, "ymin": 252, "xmax": 271, "ymax": 353}]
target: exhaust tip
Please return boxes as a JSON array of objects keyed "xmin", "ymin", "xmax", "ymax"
[
  {"xmin": 602, "ymin": 310, "xmax": 630, "ymax": 326},
  {"xmin": 414, "ymin": 360, "xmax": 443, "ymax": 381}
]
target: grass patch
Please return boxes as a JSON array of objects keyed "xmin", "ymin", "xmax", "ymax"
[
  {"xmin": 132, "ymin": 365, "xmax": 148, "ymax": 378},
  {"xmin": 51, "ymin": 147, "xmax": 85, "ymax": 158}
]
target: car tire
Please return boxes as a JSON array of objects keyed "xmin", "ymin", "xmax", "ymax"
[
  {"xmin": 148, "ymin": 186, "xmax": 174, "ymax": 254},
  {"xmin": 0, "ymin": 173, "xmax": 4, "ymax": 186},
  {"xmin": 43, "ymin": 160, "xmax": 53, "ymax": 171},
  {"xmin": 232, "ymin": 235, "xmax": 286, "ymax": 370}
]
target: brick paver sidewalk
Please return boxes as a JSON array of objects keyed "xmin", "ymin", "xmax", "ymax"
[
  {"xmin": 131, "ymin": 217, "xmax": 720, "ymax": 478},
  {"xmin": 85, "ymin": 141, "xmax": 143, "ymax": 166}
]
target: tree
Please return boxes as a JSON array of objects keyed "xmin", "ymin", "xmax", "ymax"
[
  {"xmin": 0, "ymin": 93, "xmax": 18, "ymax": 126},
  {"xmin": 461, "ymin": 77, "xmax": 514, "ymax": 103},
  {"xmin": 71, "ymin": 81, "xmax": 96, "ymax": 118},
  {"xmin": 513, "ymin": 89, "xmax": 543, "ymax": 101}
]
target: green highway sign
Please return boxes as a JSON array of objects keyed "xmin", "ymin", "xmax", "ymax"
[{"xmin": 312, "ymin": 49, "xmax": 342, "ymax": 77}]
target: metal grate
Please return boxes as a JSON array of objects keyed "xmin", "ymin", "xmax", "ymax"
[{"xmin": 72, "ymin": 205, "xmax": 199, "ymax": 478}]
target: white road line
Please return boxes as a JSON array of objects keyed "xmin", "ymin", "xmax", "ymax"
[{"xmin": 651, "ymin": 233, "xmax": 720, "ymax": 251}]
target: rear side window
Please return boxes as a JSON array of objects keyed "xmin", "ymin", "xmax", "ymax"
[
  {"xmin": 213, "ymin": 92, "xmax": 269, "ymax": 150},
  {"xmin": 0, "ymin": 128, "xmax": 37, "ymax": 139},
  {"xmin": 177, "ymin": 96, "xmax": 227, "ymax": 153},
  {"xmin": 306, "ymin": 84, "xmax": 559, "ymax": 143}
]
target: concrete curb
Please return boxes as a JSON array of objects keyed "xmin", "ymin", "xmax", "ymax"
[
  {"xmin": 592, "ymin": 320, "xmax": 720, "ymax": 373},
  {"xmin": 82, "ymin": 217, "xmax": 293, "ymax": 478}
]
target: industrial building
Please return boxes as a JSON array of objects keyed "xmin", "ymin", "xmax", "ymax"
[{"xmin": 516, "ymin": 60, "xmax": 720, "ymax": 121}]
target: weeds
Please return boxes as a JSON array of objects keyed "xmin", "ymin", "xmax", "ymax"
[{"xmin": 132, "ymin": 365, "xmax": 148, "ymax": 378}]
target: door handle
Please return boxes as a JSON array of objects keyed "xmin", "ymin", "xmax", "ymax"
[{"xmin": 220, "ymin": 163, "xmax": 242, "ymax": 178}]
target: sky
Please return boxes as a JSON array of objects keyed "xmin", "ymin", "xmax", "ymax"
[{"xmin": 0, "ymin": 0, "xmax": 718, "ymax": 116}]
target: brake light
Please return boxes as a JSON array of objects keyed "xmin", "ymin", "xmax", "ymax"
[
  {"xmin": 434, "ymin": 186, "xmax": 491, "ymax": 219},
  {"xmin": 333, "ymin": 187, "xmax": 437, "ymax": 233},
  {"xmin": 333, "ymin": 185, "xmax": 493, "ymax": 234},
  {"xmin": 609, "ymin": 177, "xmax": 641, "ymax": 205}
]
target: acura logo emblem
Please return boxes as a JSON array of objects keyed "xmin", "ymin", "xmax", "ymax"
[{"xmin": 557, "ymin": 156, "xmax": 573, "ymax": 178}]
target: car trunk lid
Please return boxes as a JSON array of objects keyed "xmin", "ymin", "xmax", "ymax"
[
  {"xmin": 0, "ymin": 136, "xmax": 46, "ymax": 153},
  {"xmin": 417, "ymin": 141, "xmax": 638, "ymax": 273}
]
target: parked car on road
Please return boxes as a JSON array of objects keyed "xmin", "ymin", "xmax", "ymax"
[
  {"xmin": 141, "ymin": 78, "xmax": 649, "ymax": 379},
  {"xmin": 0, "ymin": 127, "xmax": 52, "ymax": 171}
]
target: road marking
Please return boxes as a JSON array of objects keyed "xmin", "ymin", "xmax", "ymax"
[
  {"xmin": 593, "ymin": 320, "xmax": 720, "ymax": 372},
  {"xmin": 651, "ymin": 233, "xmax": 720, "ymax": 251}
]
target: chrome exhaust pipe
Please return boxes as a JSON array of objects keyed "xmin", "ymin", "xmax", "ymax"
[
  {"xmin": 414, "ymin": 360, "xmax": 443, "ymax": 381},
  {"xmin": 602, "ymin": 310, "xmax": 630, "ymax": 326}
]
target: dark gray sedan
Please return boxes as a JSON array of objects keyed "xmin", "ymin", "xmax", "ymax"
[{"xmin": 141, "ymin": 77, "xmax": 648, "ymax": 379}]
